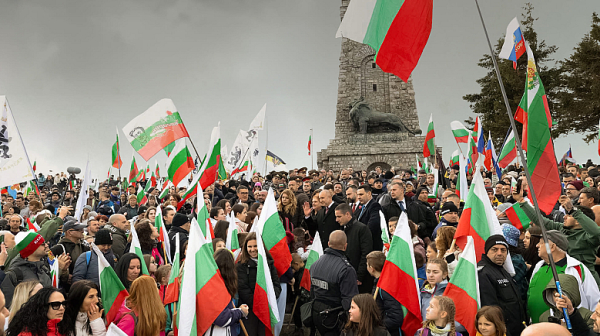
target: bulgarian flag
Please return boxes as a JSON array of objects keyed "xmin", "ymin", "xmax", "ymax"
[
  {"xmin": 451, "ymin": 121, "xmax": 470, "ymax": 144},
  {"xmin": 443, "ymin": 236, "xmax": 480, "ymax": 336},
  {"xmin": 155, "ymin": 161, "xmax": 160, "ymax": 178},
  {"xmin": 454, "ymin": 171, "xmax": 503, "ymax": 261},
  {"xmin": 129, "ymin": 225, "xmax": 150, "ymax": 275},
  {"xmin": 159, "ymin": 180, "xmax": 172, "ymax": 200},
  {"xmin": 26, "ymin": 218, "xmax": 40, "ymax": 232},
  {"xmin": 254, "ymin": 188, "xmax": 293, "ymax": 277},
  {"xmin": 69, "ymin": 180, "xmax": 76, "ymax": 190},
  {"xmin": 503, "ymin": 203, "xmax": 531, "ymax": 230},
  {"xmin": 164, "ymin": 232, "xmax": 181, "ymax": 305},
  {"xmin": 378, "ymin": 212, "xmax": 422, "ymax": 336},
  {"xmin": 299, "ymin": 231, "xmax": 324, "ymax": 292},
  {"xmin": 456, "ymin": 153, "xmax": 468, "ymax": 201},
  {"xmin": 177, "ymin": 213, "xmax": 231, "ymax": 336},
  {"xmin": 49, "ymin": 256, "xmax": 59, "ymax": 288},
  {"xmin": 128, "ymin": 156, "xmax": 139, "ymax": 182},
  {"xmin": 195, "ymin": 186, "xmax": 214, "ymax": 240},
  {"xmin": 521, "ymin": 42, "xmax": 561, "ymax": 215},
  {"xmin": 28, "ymin": 180, "xmax": 40, "ymax": 199},
  {"xmin": 122, "ymin": 99, "xmax": 190, "ymax": 161},
  {"xmin": 379, "ymin": 210, "xmax": 390, "ymax": 254},
  {"xmin": 167, "ymin": 138, "xmax": 194, "ymax": 187},
  {"xmin": 498, "ymin": 129, "xmax": 517, "ymax": 168},
  {"xmin": 449, "ymin": 150, "xmax": 459, "ymax": 167},
  {"xmin": 231, "ymin": 161, "xmax": 249, "ymax": 176},
  {"xmin": 164, "ymin": 141, "xmax": 176, "ymax": 156},
  {"xmin": 112, "ymin": 129, "xmax": 123, "ymax": 169},
  {"xmin": 225, "ymin": 212, "xmax": 240, "ymax": 253},
  {"xmin": 136, "ymin": 181, "xmax": 150, "ymax": 205},
  {"xmin": 307, "ymin": 135, "xmax": 312, "ymax": 156},
  {"xmin": 32, "ymin": 161, "xmax": 36, "ymax": 173},
  {"xmin": 422, "ymin": 114, "xmax": 435, "ymax": 157},
  {"xmin": 336, "ymin": 0, "xmax": 433, "ymax": 82},
  {"xmin": 254, "ymin": 225, "xmax": 281, "ymax": 335},
  {"xmin": 92, "ymin": 243, "xmax": 128, "ymax": 326},
  {"xmin": 177, "ymin": 125, "xmax": 222, "ymax": 209},
  {"xmin": 154, "ymin": 206, "xmax": 172, "ymax": 264}
]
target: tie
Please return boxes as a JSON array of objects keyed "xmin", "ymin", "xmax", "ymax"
[
  {"xmin": 325, "ymin": 206, "xmax": 329, "ymax": 215},
  {"xmin": 359, "ymin": 205, "xmax": 366, "ymax": 219},
  {"xmin": 352, "ymin": 203, "xmax": 356, "ymax": 213},
  {"xmin": 398, "ymin": 201, "xmax": 405, "ymax": 212}
]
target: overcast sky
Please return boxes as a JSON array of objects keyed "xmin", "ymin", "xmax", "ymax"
[{"xmin": 0, "ymin": 0, "xmax": 597, "ymax": 179}]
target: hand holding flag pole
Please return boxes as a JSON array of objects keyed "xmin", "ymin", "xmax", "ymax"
[{"xmin": 473, "ymin": 0, "xmax": 570, "ymax": 329}]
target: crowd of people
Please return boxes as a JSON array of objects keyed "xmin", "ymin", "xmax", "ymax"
[{"xmin": 1, "ymin": 161, "xmax": 600, "ymax": 336}]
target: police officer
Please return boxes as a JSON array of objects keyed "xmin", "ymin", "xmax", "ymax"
[
  {"xmin": 478, "ymin": 234, "xmax": 528, "ymax": 336},
  {"xmin": 310, "ymin": 230, "xmax": 359, "ymax": 335}
]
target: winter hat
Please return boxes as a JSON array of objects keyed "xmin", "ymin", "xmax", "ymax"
[
  {"xmin": 172, "ymin": 213, "xmax": 190, "ymax": 227},
  {"xmin": 441, "ymin": 202, "xmax": 458, "ymax": 216},
  {"xmin": 484, "ymin": 234, "xmax": 509, "ymax": 254},
  {"xmin": 94, "ymin": 229, "xmax": 113, "ymax": 245},
  {"xmin": 15, "ymin": 230, "xmax": 45, "ymax": 258},
  {"xmin": 501, "ymin": 224, "xmax": 521, "ymax": 247},
  {"xmin": 568, "ymin": 180, "xmax": 584, "ymax": 191},
  {"xmin": 546, "ymin": 230, "xmax": 569, "ymax": 251}
]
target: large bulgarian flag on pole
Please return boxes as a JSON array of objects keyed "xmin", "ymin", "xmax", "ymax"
[
  {"xmin": 378, "ymin": 212, "xmax": 422, "ymax": 336},
  {"xmin": 122, "ymin": 98, "xmax": 190, "ymax": 161},
  {"xmin": 254, "ymin": 226, "xmax": 281, "ymax": 336},
  {"xmin": 300, "ymin": 231, "xmax": 324, "ymax": 292},
  {"xmin": 92, "ymin": 244, "xmax": 128, "ymax": 326},
  {"xmin": 166, "ymin": 138, "xmax": 195, "ymax": 187},
  {"xmin": 336, "ymin": 0, "xmax": 433, "ymax": 82},
  {"xmin": 128, "ymin": 156, "xmax": 139, "ymax": 182},
  {"xmin": 520, "ymin": 42, "xmax": 561, "ymax": 215},
  {"xmin": 254, "ymin": 188, "xmax": 293, "ymax": 277},
  {"xmin": 498, "ymin": 129, "xmax": 517, "ymax": 168},
  {"xmin": 129, "ymin": 225, "xmax": 150, "ymax": 275},
  {"xmin": 422, "ymin": 114, "xmax": 435, "ymax": 157},
  {"xmin": 451, "ymin": 121, "xmax": 470, "ymax": 144},
  {"xmin": 443, "ymin": 236, "xmax": 480, "ymax": 336},
  {"xmin": 177, "ymin": 214, "xmax": 231, "ymax": 336},
  {"xmin": 112, "ymin": 127, "xmax": 123, "ymax": 169}
]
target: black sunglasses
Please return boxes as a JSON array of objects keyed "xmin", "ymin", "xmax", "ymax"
[{"xmin": 48, "ymin": 301, "xmax": 67, "ymax": 310}]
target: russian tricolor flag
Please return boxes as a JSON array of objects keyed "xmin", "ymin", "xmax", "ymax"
[
  {"xmin": 484, "ymin": 132, "xmax": 502, "ymax": 178},
  {"xmin": 499, "ymin": 18, "xmax": 526, "ymax": 69}
]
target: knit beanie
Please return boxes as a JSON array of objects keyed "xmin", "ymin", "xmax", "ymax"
[
  {"xmin": 15, "ymin": 230, "xmax": 45, "ymax": 258},
  {"xmin": 484, "ymin": 234, "xmax": 509, "ymax": 254},
  {"xmin": 94, "ymin": 229, "xmax": 113, "ymax": 245}
]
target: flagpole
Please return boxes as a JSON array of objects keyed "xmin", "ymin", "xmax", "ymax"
[
  {"xmin": 310, "ymin": 128, "xmax": 314, "ymax": 171},
  {"xmin": 473, "ymin": 0, "xmax": 571, "ymax": 329},
  {"xmin": 263, "ymin": 115, "xmax": 269, "ymax": 176}
]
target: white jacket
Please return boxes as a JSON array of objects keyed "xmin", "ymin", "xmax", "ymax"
[
  {"xmin": 75, "ymin": 312, "xmax": 106, "ymax": 336},
  {"xmin": 531, "ymin": 253, "xmax": 600, "ymax": 311}
]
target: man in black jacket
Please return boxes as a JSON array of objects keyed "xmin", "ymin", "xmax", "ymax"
[
  {"xmin": 335, "ymin": 203, "xmax": 373, "ymax": 293},
  {"xmin": 168, "ymin": 213, "xmax": 191, "ymax": 260},
  {"xmin": 303, "ymin": 190, "xmax": 339, "ymax": 248},
  {"xmin": 382, "ymin": 182, "xmax": 409, "ymax": 222},
  {"xmin": 478, "ymin": 235, "xmax": 527, "ymax": 336},
  {"xmin": 310, "ymin": 230, "xmax": 359, "ymax": 336},
  {"xmin": 407, "ymin": 186, "xmax": 438, "ymax": 243},
  {"xmin": 354, "ymin": 185, "xmax": 383, "ymax": 252}
]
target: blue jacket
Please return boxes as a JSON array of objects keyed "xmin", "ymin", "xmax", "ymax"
[{"xmin": 420, "ymin": 280, "xmax": 448, "ymax": 320}]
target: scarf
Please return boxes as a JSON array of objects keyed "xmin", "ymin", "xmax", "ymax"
[{"xmin": 426, "ymin": 321, "xmax": 452, "ymax": 336}]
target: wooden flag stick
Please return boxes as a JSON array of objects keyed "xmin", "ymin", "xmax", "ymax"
[
  {"xmin": 373, "ymin": 287, "xmax": 380, "ymax": 300},
  {"xmin": 287, "ymin": 296, "xmax": 300, "ymax": 327}
]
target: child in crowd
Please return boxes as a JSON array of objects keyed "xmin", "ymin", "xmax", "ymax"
[
  {"xmin": 292, "ymin": 227, "xmax": 311, "ymax": 260},
  {"xmin": 420, "ymin": 258, "xmax": 449, "ymax": 320},
  {"xmin": 415, "ymin": 252, "xmax": 426, "ymax": 288},
  {"xmin": 416, "ymin": 296, "xmax": 462, "ymax": 336},
  {"xmin": 155, "ymin": 264, "xmax": 171, "ymax": 304},
  {"xmin": 476, "ymin": 306, "xmax": 506, "ymax": 336},
  {"xmin": 367, "ymin": 251, "xmax": 403, "ymax": 336},
  {"xmin": 426, "ymin": 242, "xmax": 437, "ymax": 261}
]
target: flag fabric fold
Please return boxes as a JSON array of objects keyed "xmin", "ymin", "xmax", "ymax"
[
  {"xmin": 254, "ymin": 225, "xmax": 281, "ymax": 335},
  {"xmin": 498, "ymin": 129, "xmax": 517, "ymax": 168},
  {"xmin": 423, "ymin": 114, "xmax": 435, "ymax": 157},
  {"xmin": 451, "ymin": 121, "xmax": 470, "ymax": 144},
  {"xmin": 93, "ymin": 243, "xmax": 128, "ymax": 326},
  {"xmin": 129, "ymin": 225, "xmax": 150, "ymax": 275},
  {"xmin": 166, "ymin": 138, "xmax": 195, "ymax": 187},
  {"xmin": 299, "ymin": 231, "xmax": 324, "ymax": 292},
  {"xmin": 499, "ymin": 18, "xmax": 526, "ymax": 69},
  {"xmin": 112, "ymin": 128, "xmax": 123, "ymax": 169}
]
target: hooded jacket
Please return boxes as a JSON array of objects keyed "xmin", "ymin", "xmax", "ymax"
[
  {"xmin": 50, "ymin": 237, "xmax": 89, "ymax": 274},
  {"xmin": 72, "ymin": 249, "xmax": 117, "ymax": 286},
  {"xmin": 420, "ymin": 280, "xmax": 447, "ymax": 320},
  {"xmin": 539, "ymin": 273, "xmax": 594, "ymax": 329},
  {"xmin": 1, "ymin": 256, "xmax": 52, "ymax": 307},
  {"xmin": 104, "ymin": 224, "xmax": 127, "ymax": 259}
]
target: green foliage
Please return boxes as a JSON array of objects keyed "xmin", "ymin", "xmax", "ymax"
[
  {"xmin": 555, "ymin": 13, "xmax": 600, "ymax": 143},
  {"xmin": 463, "ymin": 3, "xmax": 561, "ymax": 147}
]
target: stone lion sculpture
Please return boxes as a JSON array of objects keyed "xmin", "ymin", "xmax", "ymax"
[{"xmin": 349, "ymin": 97, "xmax": 418, "ymax": 135}]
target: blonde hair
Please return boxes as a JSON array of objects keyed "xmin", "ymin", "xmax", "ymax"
[
  {"xmin": 436, "ymin": 226, "xmax": 456, "ymax": 259},
  {"xmin": 9, "ymin": 280, "xmax": 41, "ymax": 321},
  {"xmin": 128, "ymin": 276, "xmax": 167, "ymax": 336},
  {"xmin": 420, "ymin": 296, "xmax": 456, "ymax": 336},
  {"xmin": 277, "ymin": 189, "xmax": 297, "ymax": 216}
]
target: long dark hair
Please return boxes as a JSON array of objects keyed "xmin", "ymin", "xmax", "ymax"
[
  {"xmin": 214, "ymin": 220, "xmax": 229, "ymax": 241},
  {"xmin": 7, "ymin": 287, "xmax": 74, "ymax": 336},
  {"xmin": 343, "ymin": 294, "xmax": 382, "ymax": 336},
  {"xmin": 65, "ymin": 280, "xmax": 100, "ymax": 334},
  {"xmin": 238, "ymin": 232, "xmax": 272, "ymax": 264},
  {"xmin": 115, "ymin": 253, "xmax": 142, "ymax": 290},
  {"xmin": 522, "ymin": 226, "xmax": 542, "ymax": 267},
  {"xmin": 214, "ymin": 249, "xmax": 237, "ymax": 297},
  {"xmin": 135, "ymin": 220, "xmax": 156, "ymax": 253}
]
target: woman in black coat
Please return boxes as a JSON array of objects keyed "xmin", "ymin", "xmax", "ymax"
[{"xmin": 237, "ymin": 232, "xmax": 282, "ymax": 336}]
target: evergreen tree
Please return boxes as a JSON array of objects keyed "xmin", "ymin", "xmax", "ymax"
[
  {"xmin": 555, "ymin": 13, "xmax": 600, "ymax": 143},
  {"xmin": 463, "ymin": 3, "xmax": 561, "ymax": 147}
]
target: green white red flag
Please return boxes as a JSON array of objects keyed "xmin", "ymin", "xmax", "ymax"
[
  {"xmin": 176, "ymin": 212, "xmax": 231, "ymax": 336},
  {"xmin": 164, "ymin": 233, "xmax": 180, "ymax": 305},
  {"xmin": 253, "ymin": 188, "xmax": 293, "ymax": 277},
  {"xmin": 336, "ymin": 0, "xmax": 433, "ymax": 82},
  {"xmin": 379, "ymin": 210, "xmax": 390, "ymax": 253},
  {"xmin": 136, "ymin": 181, "xmax": 149, "ymax": 205},
  {"xmin": 443, "ymin": 236, "xmax": 480, "ymax": 336},
  {"xmin": 449, "ymin": 150, "xmax": 459, "ymax": 167},
  {"xmin": 26, "ymin": 218, "xmax": 40, "ymax": 232},
  {"xmin": 451, "ymin": 121, "xmax": 470, "ymax": 144},
  {"xmin": 231, "ymin": 161, "xmax": 249, "ymax": 176},
  {"xmin": 378, "ymin": 212, "xmax": 422, "ymax": 336},
  {"xmin": 520, "ymin": 42, "xmax": 561, "ymax": 214},
  {"xmin": 129, "ymin": 225, "xmax": 150, "ymax": 275},
  {"xmin": 225, "ymin": 212, "xmax": 240, "ymax": 253},
  {"xmin": 128, "ymin": 156, "xmax": 139, "ymax": 182},
  {"xmin": 27, "ymin": 180, "xmax": 40, "ymax": 199},
  {"xmin": 122, "ymin": 98, "xmax": 190, "ymax": 161},
  {"xmin": 195, "ymin": 185, "xmax": 214, "ymax": 240},
  {"xmin": 308, "ymin": 135, "xmax": 312, "ymax": 156},
  {"xmin": 254, "ymin": 225, "xmax": 281, "ymax": 335},
  {"xmin": 112, "ymin": 128, "xmax": 123, "ymax": 169},
  {"xmin": 154, "ymin": 205, "xmax": 172, "ymax": 264},
  {"xmin": 498, "ymin": 129, "xmax": 517, "ymax": 168},
  {"xmin": 49, "ymin": 257, "xmax": 59, "ymax": 288},
  {"xmin": 166, "ymin": 138, "xmax": 195, "ymax": 187},
  {"xmin": 32, "ymin": 161, "xmax": 36, "ymax": 173},
  {"xmin": 159, "ymin": 180, "xmax": 172, "ymax": 200},
  {"xmin": 92, "ymin": 243, "xmax": 128, "ymax": 326},
  {"xmin": 422, "ymin": 114, "xmax": 435, "ymax": 157},
  {"xmin": 300, "ymin": 231, "xmax": 324, "ymax": 292},
  {"xmin": 503, "ymin": 203, "xmax": 530, "ymax": 230}
]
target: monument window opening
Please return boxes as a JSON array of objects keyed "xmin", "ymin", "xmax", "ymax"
[
  {"xmin": 373, "ymin": 84, "xmax": 377, "ymax": 92},
  {"xmin": 372, "ymin": 63, "xmax": 376, "ymax": 68}
]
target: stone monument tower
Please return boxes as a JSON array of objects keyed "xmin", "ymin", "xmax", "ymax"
[{"xmin": 317, "ymin": 0, "xmax": 432, "ymax": 173}]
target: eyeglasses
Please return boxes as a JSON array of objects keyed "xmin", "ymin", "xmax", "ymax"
[{"xmin": 48, "ymin": 301, "xmax": 67, "ymax": 310}]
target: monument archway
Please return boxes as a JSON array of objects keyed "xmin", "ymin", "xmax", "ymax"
[{"xmin": 367, "ymin": 162, "xmax": 391, "ymax": 173}]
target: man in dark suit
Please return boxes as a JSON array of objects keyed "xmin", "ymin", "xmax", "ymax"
[
  {"xmin": 354, "ymin": 184, "xmax": 383, "ymax": 251},
  {"xmin": 303, "ymin": 189, "xmax": 339, "ymax": 248},
  {"xmin": 382, "ymin": 182, "xmax": 410, "ymax": 222}
]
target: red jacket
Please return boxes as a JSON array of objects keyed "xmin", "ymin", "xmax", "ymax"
[{"xmin": 17, "ymin": 319, "xmax": 65, "ymax": 336}]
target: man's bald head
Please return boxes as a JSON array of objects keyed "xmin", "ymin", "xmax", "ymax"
[
  {"xmin": 319, "ymin": 190, "xmax": 333, "ymax": 205},
  {"xmin": 521, "ymin": 323, "xmax": 570, "ymax": 336},
  {"xmin": 328, "ymin": 230, "xmax": 347, "ymax": 251}
]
